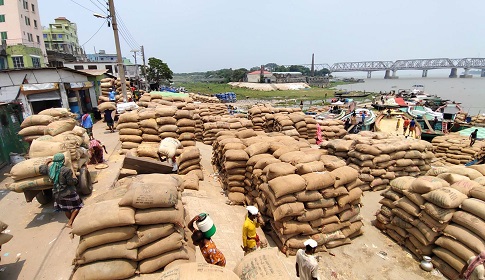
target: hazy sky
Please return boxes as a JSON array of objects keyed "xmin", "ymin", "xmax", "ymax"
[{"xmin": 39, "ymin": 0, "xmax": 484, "ymax": 73}]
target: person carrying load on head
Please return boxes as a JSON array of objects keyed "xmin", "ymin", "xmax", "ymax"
[
  {"xmin": 242, "ymin": 206, "xmax": 265, "ymax": 255},
  {"xmin": 39, "ymin": 153, "xmax": 83, "ymax": 228},
  {"xmin": 188, "ymin": 214, "xmax": 226, "ymax": 267},
  {"xmin": 296, "ymin": 239, "xmax": 320, "ymax": 280}
]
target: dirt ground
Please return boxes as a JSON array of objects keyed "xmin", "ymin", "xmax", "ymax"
[{"xmin": 0, "ymin": 121, "xmax": 446, "ymax": 280}]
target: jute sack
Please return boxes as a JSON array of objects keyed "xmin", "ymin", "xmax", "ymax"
[
  {"xmin": 443, "ymin": 224, "xmax": 485, "ymax": 254},
  {"xmin": 422, "ymin": 187, "xmax": 467, "ymax": 209},
  {"xmin": 245, "ymin": 142, "xmax": 271, "ymax": 157},
  {"xmin": 438, "ymin": 173, "xmax": 470, "ymax": 184},
  {"xmin": 138, "ymin": 246, "xmax": 190, "ymax": 274},
  {"xmin": 76, "ymin": 226, "xmax": 136, "ymax": 256},
  {"xmin": 38, "ymin": 108, "xmax": 69, "ymax": 117},
  {"xmin": 120, "ymin": 135, "xmax": 143, "ymax": 143},
  {"xmin": 75, "ymin": 241, "xmax": 138, "ymax": 265},
  {"xmin": 409, "ymin": 176, "xmax": 450, "ymax": 194},
  {"xmin": 29, "ymin": 140, "xmax": 68, "ymax": 158},
  {"xmin": 18, "ymin": 125, "xmax": 48, "ymax": 136},
  {"xmin": 447, "ymin": 166, "xmax": 482, "ymax": 180},
  {"xmin": 296, "ymin": 161, "xmax": 325, "ymax": 175},
  {"xmin": 302, "ymin": 172, "xmax": 335, "ymax": 191},
  {"xmin": 233, "ymin": 248, "xmax": 292, "ymax": 280},
  {"xmin": 228, "ymin": 192, "xmax": 245, "ymax": 204},
  {"xmin": 435, "ymin": 236, "xmax": 476, "ymax": 262},
  {"xmin": 331, "ymin": 166, "xmax": 359, "ymax": 187},
  {"xmin": 97, "ymin": 102, "xmax": 116, "ymax": 112},
  {"xmin": 461, "ymin": 198, "xmax": 485, "ymax": 221},
  {"xmin": 44, "ymin": 119, "xmax": 76, "ymax": 136},
  {"xmin": 265, "ymin": 162, "xmax": 296, "ymax": 181},
  {"xmin": 276, "ymin": 220, "xmax": 313, "ymax": 235},
  {"xmin": 127, "ymin": 224, "xmax": 175, "ymax": 249},
  {"xmin": 224, "ymin": 150, "xmax": 249, "ymax": 161},
  {"xmin": 137, "ymin": 232, "xmax": 184, "ymax": 260},
  {"xmin": 8, "ymin": 157, "xmax": 50, "ymax": 181},
  {"xmin": 71, "ymin": 199, "xmax": 136, "ymax": 236},
  {"xmin": 137, "ymin": 143, "xmax": 159, "ymax": 158},
  {"xmin": 160, "ymin": 262, "xmax": 239, "ymax": 280},
  {"xmin": 431, "ymin": 257, "xmax": 460, "ymax": 280},
  {"xmin": 450, "ymin": 180, "xmax": 480, "ymax": 196},
  {"xmin": 452, "ymin": 211, "xmax": 485, "ymax": 241},
  {"xmin": 268, "ymin": 174, "xmax": 306, "ymax": 198},
  {"xmin": 423, "ymin": 202, "xmax": 455, "ymax": 223},
  {"xmin": 273, "ymin": 202, "xmax": 305, "ymax": 222},
  {"xmin": 134, "ymin": 201, "xmax": 184, "ymax": 225},
  {"xmin": 181, "ymin": 172, "xmax": 199, "ymax": 191},
  {"xmin": 6, "ymin": 176, "xmax": 52, "ymax": 193},
  {"xmin": 20, "ymin": 115, "xmax": 54, "ymax": 128},
  {"xmin": 72, "ymin": 260, "xmax": 137, "ymax": 280},
  {"xmin": 119, "ymin": 128, "xmax": 143, "ymax": 135},
  {"xmin": 116, "ymin": 122, "xmax": 139, "ymax": 130},
  {"xmin": 469, "ymin": 164, "xmax": 485, "ymax": 176},
  {"xmin": 118, "ymin": 180, "xmax": 179, "ymax": 209},
  {"xmin": 390, "ymin": 176, "xmax": 415, "ymax": 194},
  {"xmin": 432, "ymin": 247, "xmax": 466, "ymax": 272},
  {"xmin": 118, "ymin": 112, "xmax": 139, "ymax": 123}
]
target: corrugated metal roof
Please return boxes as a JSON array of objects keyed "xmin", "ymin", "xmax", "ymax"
[
  {"xmin": 248, "ymin": 70, "xmax": 272, "ymax": 75},
  {"xmin": 78, "ymin": 69, "xmax": 109, "ymax": 76}
]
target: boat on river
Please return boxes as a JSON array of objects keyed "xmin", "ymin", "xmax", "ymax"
[
  {"xmin": 374, "ymin": 110, "xmax": 422, "ymax": 139},
  {"xmin": 334, "ymin": 91, "xmax": 371, "ymax": 98},
  {"xmin": 340, "ymin": 108, "xmax": 376, "ymax": 132}
]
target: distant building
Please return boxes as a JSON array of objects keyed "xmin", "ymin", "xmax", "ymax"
[
  {"xmin": 246, "ymin": 70, "xmax": 307, "ymax": 83},
  {"xmin": 86, "ymin": 50, "xmax": 118, "ymax": 62},
  {"xmin": 63, "ymin": 59, "xmax": 142, "ymax": 81},
  {"xmin": 0, "ymin": 0, "xmax": 48, "ymax": 69},
  {"xmin": 43, "ymin": 17, "xmax": 85, "ymax": 66},
  {"xmin": 246, "ymin": 70, "xmax": 272, "ymax": 83}
]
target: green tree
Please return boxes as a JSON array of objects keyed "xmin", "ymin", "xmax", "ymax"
[
  {"xmin": 315, "ymin": 68, "xmax": 331, "ymax": 76},
  {"xmin": 249, "ymin": 66, "xmax": 260, "ymax": 71},
  {"xmin": 146, "ymin": 57, "xmax": 173, "ymax": 85},
  {"xmin": 231, "ymin": 68, "xmax": 248, "ymax": 82},
  {"xmin": 274, "ymin": 65, "xmax": 289, "ymax": 72},
  {"xmin": 288, "ymin": 65, "xmax": 311, "ymax": 75},
  {"xmin": 264, "ymin": 63, "xmax": 278, "ymax": 72}
]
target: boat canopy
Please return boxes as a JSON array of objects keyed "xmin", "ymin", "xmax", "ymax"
[
  {"xmin": 459, "ymin": 127, "xmax": 485, "ymax": 139},
  {"xmin": 394, "ymin": 98, "xmax": 407, "ymax": 107}
]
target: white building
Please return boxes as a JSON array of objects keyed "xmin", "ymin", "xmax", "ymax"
[
  {"xmin": 0, "ymin": 67, "xmax": 97, "ymax": 117},
  {"xmin": 63, "ymin": 61, "xmax": 142, "ymax": 80}
]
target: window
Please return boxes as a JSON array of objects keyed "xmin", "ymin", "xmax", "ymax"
[
  {"xmin": 0, "ymin": 0, "xmax": 4, "ymax": 6},
  {"xmin": 105, "ymin": 65, "xmax": 113, "ymax": 73},
  {"xmin": 100, "ymin": 57, "xmax": 104, "ymax": 61},
  {"xmin": 74, "ymin": 65, "xmax": 84, "ymax": 70},
  {"xmin": 27, "ymin": 33, "xmax": 32, "ymax": 42},
  {"xmin": 36, "ymin": 35, "xmax": 39, "ymax": 43},
  {"xmin": 0, "ymin": 15, "xmax": 5, "ymax": 23},
  {"xmin": 31, "ymin": 3, "xmax": 35, "ymax": 13},
  {"xmin": 88, "ymin": 65, "xmax": 97, "ymax": 70},
  {"xmin": 51, "ymin": 34, "xmax": 56, "ymax": 39},
  {"xmin": 43, "ymin": 34, "xmax": 47, "ymax": 38},
  {"xmin": 58, "ymin": 34, "xmax": 63, "ymax": 38},
  {"xmin": 12, "ymin": 56, "xmax": 24, "ymax": 69},
  {"xmin": 34, "ymin": 20, "xmax": 37, "ymax": 28},
  {"xmin": 23, "ymin": 1, "xmax": 28, "ymax": 10},
  {"xmin": 31, "ymin": 56, "xmax": 40, "ymax": 68},
  {"xmin": 25, "ymin": 16, "xmax": 30, "ymax": 26},
  {"xmin": 1, "ymin": 31, "xmax": 7, "ymax": 44}
]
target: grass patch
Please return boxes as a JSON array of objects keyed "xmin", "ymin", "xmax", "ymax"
[{"xmin": 175, "ymin": 82, "xmax": 338, "ymax": 101}]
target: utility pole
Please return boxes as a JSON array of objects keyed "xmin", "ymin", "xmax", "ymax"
[
  {"xmin": 108, "ymin": 0, "xmax": 128, "ymax": 102},
  {"xmin": 141, "ymin": 45, "xmax": 147, "ymax": 90},
  {"xmin": 131, "ymin": 49, "xmax": 139, "ymax": 89}
]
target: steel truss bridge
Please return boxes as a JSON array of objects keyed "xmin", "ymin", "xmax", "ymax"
[{"xmin": 294, "ymin": 58, "xmax": 485, "ymax": 78}]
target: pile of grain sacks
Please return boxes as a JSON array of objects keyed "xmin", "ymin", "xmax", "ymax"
[
  {"xmin": 317, "ymin": 119, "xmax": 347, "ymax": 140},
  {"xmin": 375, "ymin": 164, "xmax": 485, "ymax": 279},
  {"xmin": 432, "ymin": 134, "xmax": 485, "ymax": 165},
  {"xmin": 248, "ymin": 106, "xmax": 267, "ymax": 131},
  {"xmin": 189, "ymin": 93, "xmax": 221, "ymax": 103},
  {"xmin": 471, "ymin": 114, "xmax": 485, "ymax": 126},
  {"xmin": 201, "ymin": 116, "xmax": 253, "ymax": 145},
  {"xmin": 262, "ymin": 111, "xmax": 318, "ymax": 143},
  {"xmin": 71, "ymin": 174, "xmax": 195, "ymax": 279},
  {"xmin": 18, "ymin": 108, "xmax": 78, "ymax": 142},
  {"xmin": 322, "ymin": 132, "xmax": 436, "ymax": 191},
  {"xmin": 97, "ymin": 78, "xmax": 115, "ymax": 105},
  {"xmin": 211, "ymin": 129, "xmax": 364, "ymax": 254}
]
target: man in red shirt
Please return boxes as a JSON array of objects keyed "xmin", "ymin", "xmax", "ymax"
[{"xmin": 403, "ymin": 118, "xmax": 410, "ymax": 135}]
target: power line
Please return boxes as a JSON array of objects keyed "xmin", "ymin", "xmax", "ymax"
[
  {"xmin": 89, "ymin": 0, "xmax": 108, "ymax": 15},
  {"xmin": 81, "ymin": 20, "xmax": 106, "ymax": 46},
  {"xmin": 68, "ymin": 0, "xmax": 99, "ymax": 14},
  {"xmin": 118, "ymin": 23, "xmax": 137, "ymax": 49},
  {"xmin": 115, "ymin": 8, "xmax": 139, "ymax": 47}
]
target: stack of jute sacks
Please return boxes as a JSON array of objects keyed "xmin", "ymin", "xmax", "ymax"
[
  {"xmin": 248, "ymin": 106, "xmax": 266, "ymax": 131},
  {"xmin": 454, "ymin": 112, "xmax": 467, "ymax": 124},
  {"xmin": 211, "ymin": 129, "xmax": 364, "ymax": 254},
  {"xmin": 98, "ymin": 78, "xmax": 115, "ymax": 105},
  {"xmin": 432, "ymin": 134, "xmax": 485, "ymax": 165},
  {"xmin": 322, "ymin": 132, "xmax": 436, "ymax": 191},
  {"xmin": 375, "ymin": 164, "xmax": 485, "ymax": 280},
  {"xmin": 189, "ymin": 93, "xmax": 221, "ymax": 103},
  {"xmin": 471, "ymin": 114, "xmax": 485, "ymax": 126},
  {"xmin": 195, "ymin": 103, "xmax": 227, "ymax": 116},
  {"xmin": 118, "ymin": 111, "xmax": 142, "ymax": 152},
  {"xmin": 18, "ymin": 108, "xmax": 78, "ymax": 143},
  {"xmin": 201, "ymin": 116, "xmax": 253, "ymax": 145},
  {"xmin": 71, "ymin": 174, "xmax": 195, "ymax": 280},
  {"xmin": 0, "ymin": 220, "xmax": 13, "ymax": 250},
  {"xmin": 262, "ymin": 110, "xmax": 317, "ymax": 143},
  {"xmin": 316, "ymin": 119, "xmax": 347, "ymax": 140},
  {"xmin": 114, "ymin": 78, "xmax": 133, "ymax": 103}
]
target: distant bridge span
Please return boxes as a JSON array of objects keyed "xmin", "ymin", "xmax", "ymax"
[{"xmin": 303, "ymin": 58, "xmax": 485, "ymax": 78}]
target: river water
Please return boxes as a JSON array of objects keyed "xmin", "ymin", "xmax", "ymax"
[{"xmin": 335, "ymin": 77, "xmax": 485, "ymax": 115}]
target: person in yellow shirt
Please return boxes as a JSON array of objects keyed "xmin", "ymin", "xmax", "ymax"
[{"xmin": 242, "ymin": 206, "xmax": 264, "ymax": 255}]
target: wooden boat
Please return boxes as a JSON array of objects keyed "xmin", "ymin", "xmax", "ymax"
[
  {"xmin": 374, "ymin": 111, "xmax": 422, "ymax": 139},
  {"xmin": 340, "ymin": 108, "xmax": 376, "ymax": 131},
  {"xmin": 334, "ymin": 91, "xmax": 371, "ymax": 98}
]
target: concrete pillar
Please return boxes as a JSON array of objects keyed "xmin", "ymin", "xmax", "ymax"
[
  {"xmin": 392, "ymin": 70, "xmax": 398, "ymax": 79},
  {"xmin": 367, "ymin": 71, "xmax": 372, "ymax": 79},
  {"xmin": 449, "ymin": 68, "xmax": 458, "ymax": 78},
  {"xmin": 460, "ymin": 68, "xmax": 472, "ymax": 78},
  {"xmin": 422, "ymin": 69, "xmax": 428, "ymax": 77},
  {"xmin": 384, "ymin": 69, "xmax": 391, "ymax": 79},
  {"xmin": 481, "ymin": 69, "xmax": 485, "ymax": 77}
]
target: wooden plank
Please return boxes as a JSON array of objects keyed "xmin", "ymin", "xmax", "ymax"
[{"xmin": 123, "ymin": 153, "xmax": 174, "ymax": 174}]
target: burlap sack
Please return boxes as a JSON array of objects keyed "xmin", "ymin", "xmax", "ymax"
[
  {"xmin": 160, "ymin": 262, "xmax": 239, "ymax": 280},
  {"xmin": 75, "ymin": 241, "xmax": 137, "ymax": 265},
  {"xmin": 126, "ymin": 224, "xmax": 175, "ymax": 249},
  {"xmin": 72, "ymin": 260, "xmax": 137, "ymax": 280},
  {"xmin": 76, "ymin": 226, "xmax": 136, "ymax": 256}
]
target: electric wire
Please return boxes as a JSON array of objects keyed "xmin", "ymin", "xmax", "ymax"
[
  {"xmin": 81, "ymin": 20, "xmax": 106, "ymax": 46},
  {"xmin": 67, "ymin": 0, "xmax": 99, "ymax": 14}
]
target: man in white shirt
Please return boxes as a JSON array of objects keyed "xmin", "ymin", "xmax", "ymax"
[{"xmin": 296, "ymin": 239, "xmax": 319, "ymax": 280}]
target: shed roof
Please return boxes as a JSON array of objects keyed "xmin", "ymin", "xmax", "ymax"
[
  {"xmin": 0, "ymin": 67, "xmax": 96, "ymax": 77},
  {"xmin": 248, "ymin": 70, "xmax": 272, "ymax": 75}
]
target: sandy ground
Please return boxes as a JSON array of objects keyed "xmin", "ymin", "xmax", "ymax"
[
  {"xmin": 0, "ymin": 120, "xmax": 445, "ymax": 279},
  {"xmin": 228, "ymin": 82, "xmax": 310, "ymax": 91}
]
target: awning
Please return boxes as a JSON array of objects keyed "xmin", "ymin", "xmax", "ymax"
[
  {"xmin": 0, "ymin": 86, "xmax": 20, "ymax": 103},
  {"xmin": 21, "ymin": 83, "xmax": 59, "ymax": 95},
  {"xmin": 27, "ymin": 91, "xmax": 61, "ymax": 102},
  {"xmin": 394, "ymin": 98, "xmax": 407, "ymax": 107},
  {"xmin": 66, "ymin": 81, "xmax": 94, "ymax": 90}
]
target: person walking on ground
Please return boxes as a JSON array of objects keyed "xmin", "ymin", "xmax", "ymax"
[
  {"xmin": 459, "ymin": 251, "xmax": 485, "ymax": 280},
  {"xmin": 360, "ymin": 111, "xmax": 366, "ymax": 124},
  {"xmin": 296, "ymin": 239, "xmax": 320, "ymax": 280},
  {"xmin": 81, "ymin": 112, "xmax": 94, "ymax": 140},
  {"xmin": 386, "ymin": 108, "xmax": 392, "ymax": 119},
  {"xmin": 396, "ymin": 118, "xmax": 401, "ymax": 133},
  {"xmin": 89, "ymin": 138, "xmax": 108, "ymax": 164},
  {"xmin": 104, "ymin": 109, "xmax": 115, "ymax": 133},
  {"xmin": 188, "ymin": 215, "xmax": 226, "ymax": 267},
  {"xmin": 408, "ymin": 118, "xmax": 416, "ymax": 137},
  {"xmin": 108, "ymin": 88, "xmax": 116, "ymax": 102},
  {"xmin": 403, "ymin": 118, "xmax": 410, "ymax": 136},
  {"xmin": 242, "ymin": 206, "xmax": 264, "ymax": 255},
  {"xmin": 470, "ymin": 129, "xmax": 479, "ymax": 147},
  {"xmin": 300, "ymin": 100, "xmax": 304, "ymax": 110},
  {"xmin": 39, "ymin": 153, "xmax": 83, "ymax": 228}
]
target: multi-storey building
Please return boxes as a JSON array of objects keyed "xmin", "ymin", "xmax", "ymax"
[
  {"xmin": 43, "ymin": 17, "xmax": 85, "ymax": 65},
  {"xmin": 86, "ymin": 50, "xmax": 117, "ymax": 62},
  {"xmin": 0, "ymin": 0, "xmax": 47, "ymax": 69}
]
